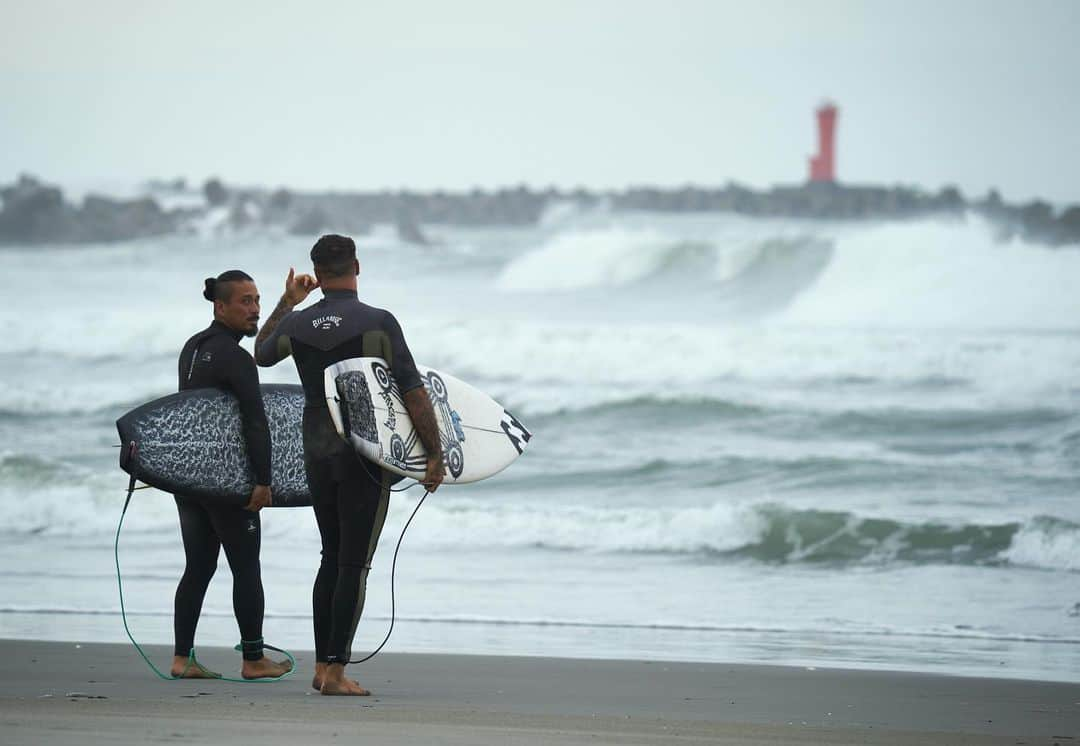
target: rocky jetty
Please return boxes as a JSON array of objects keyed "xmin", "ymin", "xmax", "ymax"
[
  {"xmin": 0, "ymin": 175, "xmax": 177, "ymax": 243},
  {"xmin": 2, "ymin": 173, "xmax": 1078, "ymax": 247}
]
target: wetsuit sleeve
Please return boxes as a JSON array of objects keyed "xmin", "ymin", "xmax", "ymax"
[
  {"xmin": 177, "ymin": 341, "xmax": 193, "ymax": 391},
  {"xmin": 255, "ymin": 312, "xmax": 295, "ymax": 367},
  {"xmin": 220, "ymin": 345, "xmax": 273, "ymax": 486},
  {"xmin": 382, "ymin": 311, "xmax": 423, "ymax": 393}
]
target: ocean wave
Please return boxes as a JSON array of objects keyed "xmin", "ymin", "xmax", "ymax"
[
  {"xmin": 518, "ymin": 387, "xmax": 1068, "ymax": 435},
  {"xmin": 0, "ymin": 308, "xmax": 202, "ymax": 359},
  {"xmin": 816, "ymin": 406, "xmax": 1072, "ymax": 438},
  {"xmin": 496, "ymin": 227, "xmax": 719, "ymax": 291},
  {"xmin": 491, "ymin": 215, "xmax": 1080, "ymax": 332},
  {"xmin": 3, "ymin": 462, "xmax": 1077, "ymax": 573},
  {"xmin": 409, "ymin": 317, "xmax": 1080, "ymax": 418},
  {"xmin": 0, "ymin": 364, "xmax": 175, "ymax": 417},
  {"xmin": 781, "ymin": 216, "xmax": 1080, "ymax": 330},
  {"xmin": 529, "ymin": 393, "xmax": 766, "ymax": 422},
  {"xmin": 0, "ymin": 471, "xmax": 179, "ymax": 538},
  {"xmin": 1000, "ymin": 516, "xmax": 1080, "ymax": 572},
  {"xmin": 494, "ymin": 224, "xmax": 837, "ymax": 323},
  {"xmin": 0, "ymin": 395, "xmax": 169, "ymax": 419},
  {"xmin": 402, "ymin": 498, "xmax": 1080, "ymax": 572},
  {"xmin": 0, "ymin": 452, "xmax": 76, "ymax": 484}
]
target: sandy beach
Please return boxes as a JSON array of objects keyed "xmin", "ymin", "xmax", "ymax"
[{"xmin": 1, "ymin": 639, "xmax": 1076, "ymax": 745}]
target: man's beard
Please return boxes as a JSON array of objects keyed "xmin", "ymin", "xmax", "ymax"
[{"xmin": 244, "ymin": 324, "xmax": 258, "ymax": 338}]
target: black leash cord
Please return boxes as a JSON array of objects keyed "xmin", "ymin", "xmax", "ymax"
[{"xmin": 348, "ymin": 481, "xmax": 431, "ymax": 664}]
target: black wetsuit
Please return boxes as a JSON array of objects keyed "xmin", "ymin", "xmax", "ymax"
[
  {"xmin": 174, "ymin": 320, "xmax": 271, "ymax": 661},
  {"xmin": 256, "ymin": 289, "xmax": 422, "ymax": 664}
]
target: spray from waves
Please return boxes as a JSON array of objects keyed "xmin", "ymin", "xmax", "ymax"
[
  {"xmin": 495, "ymin": 215, "xmax": 1080, "ymax": 330},
  {"xmin": 496, "ymin": 226, "xmax": 720, "ymax": 291},
  {"xmin": 1000, "ymin": 517, "xmax": 1080, "ymax": 572},
  {"xmin": 706, "ymin": 237, "xmax": 833, "ymax": 317},
  {"xmin": 494, "ymin": 223, "xmax": 834, "ymax": 306},
  {"xmin": 781, "ymin": 215, "xmax": 1080, "ymax": 330},
  {"xmin": 536, "ymin": 199, "xmax": 611, "ymax": 228}
]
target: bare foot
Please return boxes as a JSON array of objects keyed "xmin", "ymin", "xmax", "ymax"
[
  {"xmin": 312, "ymin": 662, "xmax": 364, "ymax": 692},
  {"xmin": 321, "ymin": 678, "xmax": 370, "ymax": 696},
  {"xmin": 170, "ymin": 655, "xmax": 221, "ymax": 679},
  {"xmin": 241, "ymin": 656, "xmax": 293, "ymax": 680},
  {"xmin": 319, "ymin": 663, "xmax": 370, "ymax": 696}
]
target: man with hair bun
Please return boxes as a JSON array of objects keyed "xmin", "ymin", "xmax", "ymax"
[
  {"xmin": 257, "ymin": 234, "xmax": 445, "ymax": 697},
  {"xmin": 172, "ymin": 270, "xmax": 290, "ymax": 680}
]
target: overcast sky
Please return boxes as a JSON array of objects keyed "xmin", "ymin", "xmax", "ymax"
[{"xmin": 2, "ymin": 0, "xmax": 1078, "ymax": 203}]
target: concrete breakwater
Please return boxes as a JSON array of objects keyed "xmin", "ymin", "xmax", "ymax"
[{"xmin": 2, "ymin": 173, "xmax": 1078, "ymax": 246}]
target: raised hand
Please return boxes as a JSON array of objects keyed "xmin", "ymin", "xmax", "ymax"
[{"xmin": 284, "ymin": 267, "xmax": 319, "ymax": 307}]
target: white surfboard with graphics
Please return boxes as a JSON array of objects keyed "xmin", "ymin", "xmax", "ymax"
[{"xmin": 323, "ymin": 357, "xmax": 531, "ymax": 484}]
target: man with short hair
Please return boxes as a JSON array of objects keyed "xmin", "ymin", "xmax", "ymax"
[{"xmin": 256, "ymin": 234, "xmax": 445, "ymax": 696}]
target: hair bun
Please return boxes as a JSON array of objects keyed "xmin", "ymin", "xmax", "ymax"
[{"xmin": 203, "ymin": 278, "xmax": 216, "ymax": 302}]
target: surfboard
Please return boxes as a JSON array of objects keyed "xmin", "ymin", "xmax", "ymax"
[
  {"xmin": 324, "ymin": 357, "xmax": 531, "ymax": 484},
  {"xmin": 116, "ymin": 385, "xmax": 311, "ymax": 507}
]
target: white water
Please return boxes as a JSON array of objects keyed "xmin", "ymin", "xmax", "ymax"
[{"xmin": 1, "ymin": 209, "xmax": 1078, "ymax": 681}]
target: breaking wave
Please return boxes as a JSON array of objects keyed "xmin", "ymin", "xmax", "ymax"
[
  {"xmin": 403, "ymin": 498, "xmax": 1080, "ymax": 572},
  {"xmin": 780, "ymin": 216, "xmax": 1080, "ymax": 329},
  {"xmin": 497, "ymin": 226, "xmax": 719, "ymax": 291}
]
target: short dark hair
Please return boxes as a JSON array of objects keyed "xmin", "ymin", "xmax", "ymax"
[
  {"xmin": 203, "ymin": 269, "xmax": 254, "ymax": 303},
  {"xmin": 310, "ymin": 234, "xmax": 356, "ymax": 278}
]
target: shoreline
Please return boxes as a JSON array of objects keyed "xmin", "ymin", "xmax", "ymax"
[
  {"xmin": 3, "ymin": 638, "xmax": 1077, "ymax": 744},
  {"xmin": 3, "ymin": 619, "xmax": 1078, "ymax": 686}
]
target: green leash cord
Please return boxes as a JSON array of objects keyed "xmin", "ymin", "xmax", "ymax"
[{"xmin": 115, "ymin": 472, "xmax": 296, "ymax": 683}]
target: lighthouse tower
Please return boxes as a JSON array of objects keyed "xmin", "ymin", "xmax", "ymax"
[{"xmin": 808, "ymin": 103, "xmax": 838, "ymax": 182}]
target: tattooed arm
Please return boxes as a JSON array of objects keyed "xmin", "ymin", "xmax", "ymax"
[
  {"xmin": 255, "ymin": 268, "xmax": 318, "ymax": 366},
  {"xmin": 404, "ymin": 387, "xmax": 446, "ymax": 492},
  {"xmin": 382, "ymin": 310, "xmax": 444, "ymax": 491}
]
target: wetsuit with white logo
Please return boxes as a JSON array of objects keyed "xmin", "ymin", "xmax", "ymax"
[
  {"xmin": 256, "ymin": 289, "xmax": 422, "ymax": 665},
  {"xmin": 175, "ymin": 320, "xmax": 271, "ymax": 661}
]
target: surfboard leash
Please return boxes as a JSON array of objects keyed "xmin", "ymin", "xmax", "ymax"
[
  {"xmin": 116, "ymin": 441, "xmax": 432, "ymax": 672},
  {"xmin": 347, "ymin": 483, "xmax": 431, "ymax": 665},
  {"xmin": 114, "ymin": 443, "xmax": 296, "ymax": 683}
]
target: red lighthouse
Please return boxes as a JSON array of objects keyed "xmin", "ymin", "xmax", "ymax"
[{"xmin": 808, "ymin": 103, "xmax": 838, "ymax": 182}]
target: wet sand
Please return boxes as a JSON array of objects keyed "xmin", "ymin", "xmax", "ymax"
[{"xmin": 1, "ymin": 639, "xmax": 1077, "ymax": 745}]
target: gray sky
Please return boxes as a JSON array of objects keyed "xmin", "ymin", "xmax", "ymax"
[{"xmin": 2, "ymin": 0, "xmax": 1078, "ymax": 203}]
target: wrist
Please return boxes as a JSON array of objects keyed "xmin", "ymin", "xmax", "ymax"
[{"xmin": 279, "ymin": 295, "xmax": 296, "ymax": 309}]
